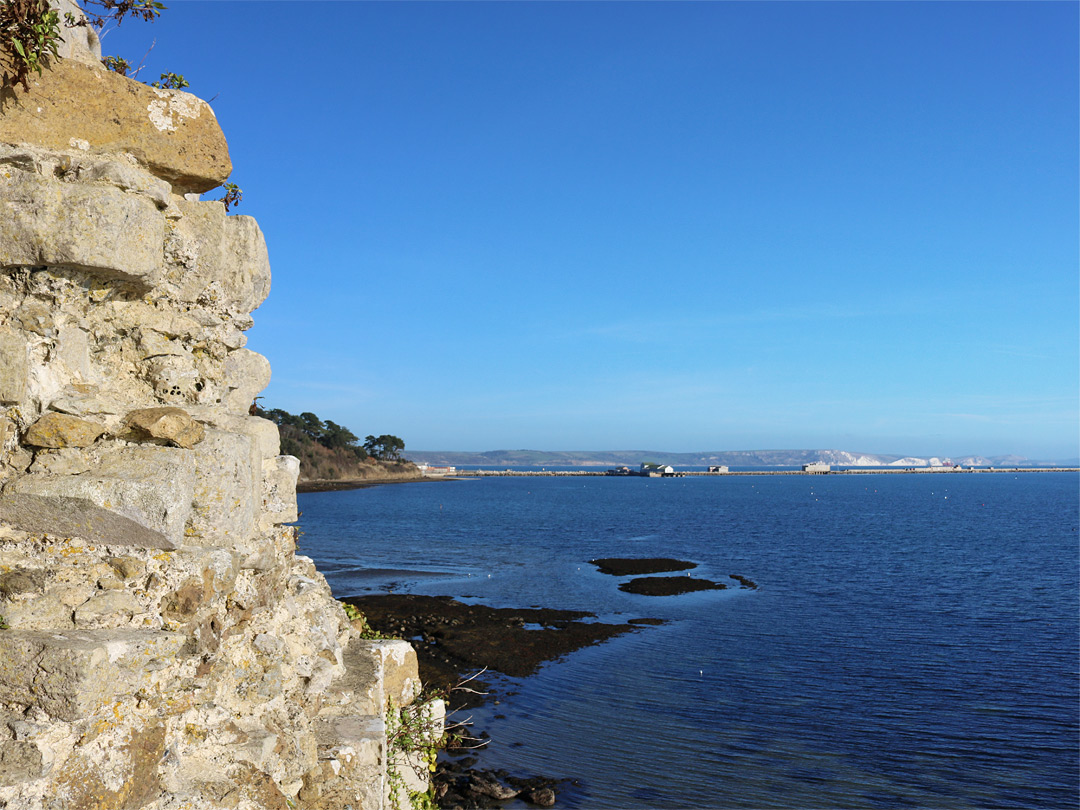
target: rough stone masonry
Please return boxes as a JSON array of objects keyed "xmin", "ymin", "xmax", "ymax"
[{"xmin": 0, "ymin": 6, "xmax": 433, "ymax": 808}]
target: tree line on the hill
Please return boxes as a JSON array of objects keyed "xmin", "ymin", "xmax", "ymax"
[{"xmin": 254, "ymin": 405, "xmax": 413, "ymax": 481}]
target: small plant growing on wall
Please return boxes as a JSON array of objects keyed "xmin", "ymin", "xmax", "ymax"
[
  {"xmin": 386, "ymin": 696, "xmax": 445, "ymax": 810},
  {"xmin": 150, "ymin": 70, "xmax": 186, "ymax": 89},
  {"xmin": 340, "ymin": 601, "xmax": 395, "ymax": 640},
  {"xmin": 101, "ymin": 53, "xmax": 130, "ymax": 74},
  {"xmin": 2, "ymin": 0, "xmax": 167, "ymax": 91},
  {"xmin": 217, "ymin": 182, "xmax": 243, "ymax": 211},
  {"xmin": 0, "ymin": 0, "xmax": 62, "ymax": 90}
]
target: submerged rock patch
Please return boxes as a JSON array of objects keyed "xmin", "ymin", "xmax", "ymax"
[
  {"xmin": 589, "ymin": 557, "xmax": 697, "ymax": 576},
  {"xmin": 618, "ymin": 576, "xmax": 728, "ymax": 596}
]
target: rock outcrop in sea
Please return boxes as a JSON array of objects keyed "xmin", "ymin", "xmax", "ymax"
[{"xmin": 0, "ymin": 9, "xmax": 431, "ymax": 809}]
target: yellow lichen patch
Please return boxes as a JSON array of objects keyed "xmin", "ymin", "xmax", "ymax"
[{"xmin": 183, "ymin": 723, "xmax": 207, "ymax": 742}]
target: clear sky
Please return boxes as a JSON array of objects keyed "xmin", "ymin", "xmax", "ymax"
[{"xmin": 102, "ymin": 1, "xmax": 1078, "ymax": 459}]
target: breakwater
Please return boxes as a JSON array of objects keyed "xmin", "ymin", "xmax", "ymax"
[{"xmin": 446, "ymin": 467, "xmax": 1079, "ymax": 478}]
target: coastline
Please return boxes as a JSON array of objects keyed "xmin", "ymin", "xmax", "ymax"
[{"xmin": 296, "ymin": 475, "xmax": 458, "ymax": 493}]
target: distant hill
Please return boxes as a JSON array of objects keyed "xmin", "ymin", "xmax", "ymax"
[{"xmin": 405, "ymin": 449, "xmax": 1065, "ymax": 468}]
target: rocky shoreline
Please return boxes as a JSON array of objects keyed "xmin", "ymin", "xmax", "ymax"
[
  {"xmin": 340, "ymin": 558, "xmax": 756, "ymax": 807},
  {"xmin": 297, "ymin": 475, "xmax": 449, "ymax": 493},
  {"xmin": 341, "ymin": 594, "xmax": 644, "ymax": 705},
  {"xmin": 342, "ymin": 593, "xmax": 656, "ymax": 808}
]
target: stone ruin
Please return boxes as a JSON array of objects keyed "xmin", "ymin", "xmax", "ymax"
[{"xmin": 0, "ymin": 9, "xmax": 433, "ymax": 809}]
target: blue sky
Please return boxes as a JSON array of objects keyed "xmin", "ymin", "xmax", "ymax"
[{"xmin": 103, "ymin": 1, "xmax": 1078, "ymax": 459}]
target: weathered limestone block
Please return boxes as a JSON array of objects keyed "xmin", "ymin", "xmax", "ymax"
[
  {"xmin": 261, "ymin": 455, "xmax": 300, "ymax": 529},
  {"xmin": 165, "ymin": 199, "xmax": 271, "ymax": 314},
  {"xmin": 55, "ymin": 324, "xmax": 94, "ymax": 382},
  {"xmin": 52, "ymin": 0, "xmax": 102, "ymax": 66},
  {"xmin": 0, "ymin": 168, "xmax": 164, "ymax": 282},
  {"xmin": 22, "ymin": 412, "xmax": 105, "ymax": 448},
  {"xmin": 223, "ymin": 214, "xmax": 272, "ymax": 311},
  {"xmin": 187, "ymin": 428, "xmax": 258, "ymax": 549},
  {"xmin": 142, "ymin": 353, "xmax": 200, "ymax": 402},
  {"xmin": 123, "ymin": 406, "xmax": 205, "ymax": 449},
  {"xmin": 0, "ymin": 416, "xmax": 14, "ymax": 446},
  {"xmin": 0, "ymin": 629, "xmax": 189, "ymax": 721},
  {"xmin": 29, "ymin": 446, "xmax": 93, "ymax": 476},
  {"xmin": 0, "ymin": 740, "xmax": 44, "ymax": 786},
  {"xmin": 50, "ymin": 391, "xmax": 127, "ymax": 421},
  {"xmin": 323, "ymin": 637, "xmax": 380, "ymax": 717},
  {"xmin": 52, "ymin": 722, "xmax": 167, "ymax": 810},
  {"xmin": 0, "ymin": 326, "xmax": 28, "ymax": 404},
  {"xmin": 78, "ymin": 159, "xmax": 171, "ymax": 209},
  {"xmin": 89, "ymin": 298, "xmax": 203, "ymax": 344},
  {"xmin": 222, "ymin": 348, "xmax": 271, "ymax": 414},
  {"xmin": 12, "ymin": 299, "xmax": 54, "ymax": 337},
  {"xmin": 325, "ymin": 638, "xmax": 421, "ymax": 718},
  {"xmin": 7, "ymin": 445, "xmax": 197, "ymax": 547},
  {"xmin": 0, "ymin": 568, "xmax": 44, "ymax": 599},
  {"xmin": 0, "ymin": 59, "xmax": 231, "ymax": 193},
  {"xmin": 190, "ymin": 411, "xmax": 281, "ymax": 460},
  {"xmin": 160, "ymin": 548, "xmax": 238, "ymax": 624},
  {"xmin": 303, "ymin": 715, "xmax": 386, "ymax": 810},
  {"xmin": 310, "ymin": 637, "xmax": 438, "ymax": 810},
  {"xmin": 0, "ymin": 144, "xmax": 173, "ymax": 210},
  {"xmin": 0, "ymin": 492, "xmax": 177, "ymax": 549},
  {"xmin": 369, "ymin": 640, "xmax": 423, "ymax": 709},
  {"xmin": 72, "ymin": 588, "xmax": 144, "ymax": 629},
  {"xmin": 0, "ymin": 592, "xmax": 75, "ymax": 630}
]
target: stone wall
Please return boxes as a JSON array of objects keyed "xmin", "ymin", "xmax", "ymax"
[{"xmin": 0, "ymin": 13, "xmax": 428, "ymax": 810}]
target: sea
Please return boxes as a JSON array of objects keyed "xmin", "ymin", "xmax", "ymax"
[{"xmin": 297, "ymin": 470, "xmax": 1079, "ymax": 809}]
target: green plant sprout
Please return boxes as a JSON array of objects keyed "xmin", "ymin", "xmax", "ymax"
[
  {"xmin": 150, "ymin": 71, "xmax": 187, "ymax": 89},
  {"xmin": 340, "ymin": 601, "xmax": 396, "ymax": 640},
  {"xmin": 386, "ymin": 672, "xmax": 488, "ymax": 810},
  {"xmin": 216, "ymin": 183, "xmax": 243, "ymax": 211},
  {"xmin": 2, "ymin": 0, "xmax": 166, "ymax": 92},
  {"xmin": 0, "ymin": 0, "xmax": 61, "ymax": 91},
  {"xmin": 101, "ymin": 54, "xmax": 130, "ymax": 75}
]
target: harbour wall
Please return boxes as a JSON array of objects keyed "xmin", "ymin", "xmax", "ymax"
[{"xmin": 445, "ymin": 467, "xmax": 1079, "ymax": 478}]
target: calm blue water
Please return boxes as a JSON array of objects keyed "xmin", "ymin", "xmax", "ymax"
[{"xmin": 298, "ymin": 472, "xmax": 1079, "ymax": 809}]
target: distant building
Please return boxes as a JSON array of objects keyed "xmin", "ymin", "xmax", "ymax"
[
  {"xmin": 640, "ymin": 462, "xmax": 675, "ymax": 477},
  {"xmin": 802, "ymin": 462, "xmax": 831, "ymax": 473},
  {"xmin": 417, "ymin": 463, "xmax": 456, "ymax": 476},
  {"xmin": 708, "ymin": 465, "xmax": 729, "ymax": 473}
]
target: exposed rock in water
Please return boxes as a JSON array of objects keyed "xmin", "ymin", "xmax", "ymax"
[
  {"xmin": 343, "ymin": 593, "xmax": 640, "ymax": 699},
  {"xmin": 730, "ymin": 573, "xmax": 759, "ymax": 589},
  {"xmin": 435, "ymin": 761, "xmax": 564, "ymax": 809},
  {"xmin": 589, "ymin": 556, "xmax": 698, "ymax": 576},
  {"xmin": 618, "ymin": 576, "xmax": 729, "ymax": 596}
]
